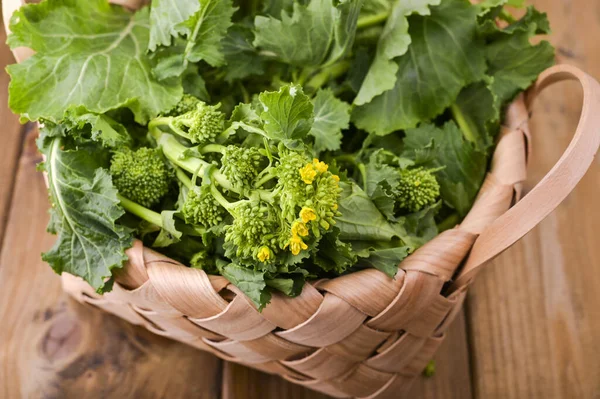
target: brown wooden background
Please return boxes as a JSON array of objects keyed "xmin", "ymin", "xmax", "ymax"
[{"xmin": 1, "ymin": 0, "xmax": 599, "ymax": 397}]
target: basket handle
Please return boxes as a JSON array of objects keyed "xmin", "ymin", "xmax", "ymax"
[{"xmin": 453, "ymin": 64, "xmax": 600, "ymax": 288}]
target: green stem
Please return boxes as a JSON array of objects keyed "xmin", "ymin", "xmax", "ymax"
[
  {"xmin": 357, "ymin": 163, "xmax": 368, "ymax": 192},
  {"xmin": 305, "ymin": 60, "xmax": 352, "ymax": 91},
  {"xmin": 256, "ymin": 187, "xmax": 280, "ymax": 204},
  {"xmin": 210, "ymin": 184, "xmax": 237, "ymax": 212},
  {"xmin": 238, "ymin": 82, "xmax": 250, "ymax": 104},
  {"xmin": 255, "ymin": 171, "xmax": 277, "ymax": 188},
  {"xmin": 175, "ymin": 167, "xmax": 193, "ymax": 190},
  {"xmin": 357, "ymin": 11, "xmax": 389, "ymax": 30},
  {"xmin": 200, "ymin": 143, "xmax": 226, "ymax": 154},
  {"xmin": 118, "ymin": 195, "xmax": 163, "ymax": 227},
  {"xmin": 149, "ymin": 117, "xmax": 191, "ymax": 141},
  {"xmin": 450, "ymin": 104, "xmax": 477, "ymax": 144},
  {"xmin": 152, "ymin": 129, "xmax": 208, "ymax": 175},
  {"xmin": 437, "ymin": 213, "xmax": 460, "ymax": 233},
  {"xmin": 335, "ymin": 154, "xmax": 357, "ymax": 164}
]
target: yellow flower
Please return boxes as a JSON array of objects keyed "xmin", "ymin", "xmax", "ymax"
[
  {"xmin": 299, "ymin": 163, "xmax": 317, "ymax": 184},
  {"xmin": 332, "ymin": 203, "xmax": 338, "ymax": 211},
  {"xmin": 256, "ymin": 246, "xmax": 272, "ymax": 262},
  {"xmin": 299, "ymin": 207, "xmax": 317, "ymax": 223},
  {"xmin": 332, "ymin": 174, "xmax": 340, "ymax": 182},
  {"xmin": 288, "ymin": 235, "xmax": 308, "ymax": 255},
  {"xmin": 291, "ymin": 221, "xmax": 309, "ymax": 237},
  {"xmin": 312, "ymin": 158, "xmax": 328, "ymax": 173}
]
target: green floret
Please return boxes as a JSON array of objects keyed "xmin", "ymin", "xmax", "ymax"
[
  {"xmin": 110, "ymin": 147, "xmax": 173, "ymax": 207},
  {"xmin": 224, "ymin": 201, "xmax": 280, "ymax": 262},
  {"xmin": 220, "ymin": 145, "xmax": 265, "ymax": 188},
  {"xmin": 163, "ymin": 94, "xmax": 201, "ymax": 117},
  {"xmin": 396, "ymin": 167, "xmax": 440, "ymax": 212},
  {"xmin": 276, "ymin": 149, "xmax": 311, "ymax": 212},
  {"xmin": 305, "ymin": 172, "xmax": 343, "ymax": 233},
  {"xmin": 182, "ymin": 186, "xmax": 226, "ymax": 227},
  {"xmin": 150, "ymin": 101, "xmax": 225, "ymax": 144}
]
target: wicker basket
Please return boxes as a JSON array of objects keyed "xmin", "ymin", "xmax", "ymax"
[{"xmin": 5, "ymin": 1, "xmax": 600, "ymax": 397}]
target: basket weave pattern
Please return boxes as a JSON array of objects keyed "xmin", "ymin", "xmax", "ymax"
[{"xmin": 60, "ymin": 96, "xmax": 530, "ymax": 398}]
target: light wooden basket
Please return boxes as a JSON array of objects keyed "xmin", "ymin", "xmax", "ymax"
[{"xmin": 5, "ymin": 1, "xmax": 600, "ymax": 397}]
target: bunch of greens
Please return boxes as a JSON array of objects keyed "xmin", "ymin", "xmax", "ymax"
[{"xmin": 7, "ymin": 0, "xmax": 554, "ymax": 308}]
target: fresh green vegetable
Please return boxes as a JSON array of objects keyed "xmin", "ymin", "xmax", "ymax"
[{"xmin": 8, "ymin": 0, "xmax": 554, "ymax": 308}]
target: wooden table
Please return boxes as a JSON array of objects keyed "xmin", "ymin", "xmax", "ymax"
[{"xmin": 1, "ymin": 0, "xmax": 599, "ymax": 397}]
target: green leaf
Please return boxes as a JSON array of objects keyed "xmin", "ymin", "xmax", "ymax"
[
  {"xmin": 7, "ymin": 0, "xmax": 181, "ymax": 124},
  {"xmin": 451, "ymin": 81, "xmax": 499, "ymax": 152},
  {"xmin": 371, "ymin": 182, "xmax": 397, "ymax": 220},
  {"xmin": 312, "ymin": 227, "xmax": 357, "ymax": 274},
  {"xmin": 182, "ymin": 65, "xmax": 210, "ymax": 101},
  {"xmin": 258, "ymin": 85, "xmax": 314, "ymax": 145},
  {"xmin": 64, "ymin": 106, "xmax": 131, "ymax": 147},
  {"xmin": 352, "ymin": 242, "xmax": 409, "ymax": 277},
  {"xmin": 266, "ymin": 275, "xmax": 305, "ymax": 296},
  {"xmin": 222, "ymin": 25, "xmax": 265, "ymax": 82},
  {"xmin": 352, "ymin": 0, "xmax": 486, "ymax": 135},
  {"xmin": 309, "ymin": 89, "xmax": 351, "ymax": 154},
  {"xmin": 403, "ymin": 122, "xmax": 487, "ymax": 216},
  {"xmin": 219, "ymin": 262, "xmax": 271, "ymax": 310},
  {"xmin": 38, "ymin": 134, "xmax": 133, "ymax": 292},
  {"xmin": 363, "ymin": 150, "xmax": 401, "ymax": 196},
  {"xmin": 152, "ymin": 211, "xmax": 183, "ymax": 247},
  {"xmin": 148, "ymin": 0, "xmax": 200, "ymax": 51},
  {"xmin": 253, "ymin": 0, "xmax": 362, "ymax": 67},
  {"xmin": 150, "ymin": 0, "xmax": 236, "ymax": 79},
  {"xmin": 485, "ymin": 7, "xmax": 554, "ymax": 107},
  {"xmin": 336, "ymin": 182, "xmax": 399, "ymax": 241},
  {"xmin": 354, "ymin": 0, "xmax": 441, "ymax": 105},
  {"xmin": 398, "ymin": 201, "xmax": 440, "ymax": 248}
]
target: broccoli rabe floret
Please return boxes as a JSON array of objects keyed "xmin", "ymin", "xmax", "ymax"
[
  {"xmin": 163, "ymin": 94, "xmax": 201, "ymax": 117},
  {"xmin": 396, "ymin": 167, "xmax": 440, "ymax": 212},
  {"xmin": 182, "ymin": 186, "xmax": 226, "ymax": 228},
  {"xmin": 224, "ymin": 201, "xmax": 280, "ymax": 262},
  {"xmin": 150, "ymin": 101, "xmax": 225, "ymax": 144},
  {"xmin": 220, "ymin": 145, "xmax": 266, "ymax": 188},
  {"xmin": 110, "ymin": 147, "xmax": 173, "ymax": 207}
]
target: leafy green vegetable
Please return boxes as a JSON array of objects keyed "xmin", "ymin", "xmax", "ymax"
[
  {"xmin": 222, "ymin": 25, "xmax": 265, "ymax": 82},
  {"xmin": 309, "ymin": 89, "xmax": 351, "ymax": 153},
  {"xmin": 352, "ymin": 0, "xmax": 486, "ymax": 135},
  {"xmin": 258, "ymin": 85, "xmax": 314, "ymax": 145},
  {"xmin": 336, "ymin": 182, "xmax": 400, "ymax": 241},
  {"xmin": 7, "ymin": 0, "xmax": 554, "ymax": 309},
  {"xmin": 219, "ymin": 262, "xmax": 271, "ymax": 310},
  {"xmin": 149, "ymin": 0, "xmax": 236, "ymax": 79},
  {"xmin": 484, "ymin": 7, "xmax": 554, "ymax": 107},
  {"xmin": 403, "ymin": 122, "xmax": 487, "ymax": 216},
  {"xmin": 38, "ymin": 130, "xmax": 133, "ymax": 292},
  {"xmin": 7, "ymin": 0, "xmax": 181, "ymax": 124},
  {"xmin": 253, "ymin": 0, "xmax": 362, "ymax": 67},
  {"xmin": 354, "ymin": 0, "xmax": 441, "ymax": 105}
]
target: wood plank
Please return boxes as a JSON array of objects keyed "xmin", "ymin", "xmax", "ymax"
[
  {"xmin": 222, "ymin": 362, "xmax": 331, "ymax": 399},
  {"xmin": 0, "ymin": 18, "xmax": 25, "ymax": 245},
  {"xmin": 409, "ymin": 310, "xmax": 473, "ymax": 399},
  {"xmin": 0, "ymin": 130, "xmax": 223, "ymax": 398},
  {"xmin": 467, "ymin": 0, "xmax": 600, "ymax": 397}
]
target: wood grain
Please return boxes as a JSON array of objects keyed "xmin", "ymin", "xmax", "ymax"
[
  {"xmin": 0, "ymin": 131, "xmax": 223, "ymax": 399},
  {"xmin": 0, "ymin": 19, "xmax": 25, "ymax": 246},
  {"xmin": 466, "ymin": 0, "xmax": 600, "ymax": 398}
]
